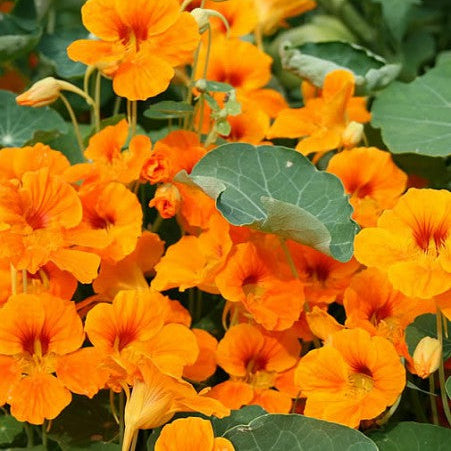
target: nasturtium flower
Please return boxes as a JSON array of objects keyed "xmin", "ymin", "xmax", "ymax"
[
  {"xmin": 267, "ymin": 70, "xmax": 370, "ymax": 161},
  {"xmin": 327, "ymin": 147, "xmax": 408, "ymax": 227},
  {"xmin": 155, "ymin": 417, "xmax": 235, "ymax": 451},
  {"xmin": 295, "ymin": 328, "xmax": 405, "ymax": 428},
  {"xmin": 0, "ymin": 294, "xmax": 84, "ymax": 424},
  {"xmin": 354, "ymin": 188, "xmax": 451, "ymax": 299},
  {"xmin": 68, "ymin": 0, "xmax": 200, "ymax": 100}
]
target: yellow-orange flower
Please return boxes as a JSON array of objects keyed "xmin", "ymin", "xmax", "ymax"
[
  {"xmin": 155, "ymin": 417, "xmax": 235, "ymax": 451},
  {"xmin": 67, "ymin": 0, "xmax": 200, "ymax": 100},
  {"xmin": 354, "ymin": 188, "xmax": 451, "ymax": 299},
  {"xmin": 0, "ymin": 293, "xmax": 84, "ymax": 424},
  {"xmin": 267, "ymin": 70, "xmax": 370, "ymax": 161},
  {"xmin": 295, "ymin": 328, "xmax": 405, "ymax": 428}
]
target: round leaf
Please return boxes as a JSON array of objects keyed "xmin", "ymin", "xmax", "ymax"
[
  {"xmin": 0, "ymin": 90, "xmax": 67, "ymax": 148},
  {"xmin": 223, "ymin": 414, "xmax": 378, "ymax": 450},
  {"xmin": 372, "ymin": 60, "xmax": 451, "ymax": 157},
  {"xmin": 182, "ymin": 143, "xmax": 358, "ymax": 262}
]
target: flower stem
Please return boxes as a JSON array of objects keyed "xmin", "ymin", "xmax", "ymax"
[
  {"xmin": 436, "ymin": 309, "xmax": 451, "ymax": 425},
  {"xmin": 24, "ymin": 422, "xmax": 34, "ymax": 447},
  {"xmin": 119, "ymin": 389, "xmax": 125, "ymax": 444},
  {"xmin": 429, "ymin": 374, "xmax": 439, "ymax": 425},
  {"xmin": 42, "ymin": 422, "xmax": 48, "ymax": 450},
  {"xmin": 94, "ymin": 70, "xmax": 102, "ymax": 132},
  {"xmin": 59, "ymin": 93, "xmax": 84, "ymax": 153}
]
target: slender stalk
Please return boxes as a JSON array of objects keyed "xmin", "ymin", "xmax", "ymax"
[
  {"xmin": 59, "ymin": 93, "xmax": 84, "ymax": 152},
  {"xmin": 429, "ymin": 374, "xmax": 439, "ymax": 425},
  {"xmin": 94, "ymin": 70, "xmax": 102, "ymax": 132},
  {"xmin": 130, "ymin": 100, "xmax": 138, "ymax": 136},
  {"xmin": 109, "ymin": 389, "xmax": 120, "ymax": 425},
  {"xmin": 10, "ymin": 264, "xmax": 17, "ymax": 296},
  {"xmin": 119, "ymin": 390, "xmax": 125, "ymax": 445},
  {"xmin": 130, "ymin": 431, "xmax": 139, "ymax": 451},
  {"xmin": 437, "ymin": 309, "xmax": 451, "ymax": 425},
  {"xmin": 113, "ymin": 96, "xmax": 122, "ymax": 116},
  {"xmin": 410, "ymin": 387, "xmax": 428, "ymax": 423},
  {"xmin": 188, "ymin": 288, "xmax": 196, "ymax": 319},
  {"xmin": 25, "ymin": 422, "xmax": 34, "ymax": 448},
  {"xmin": 42, "ymin": 422, "xmax": 48, "ymax": 450},
  {"xmin": 151, "ymin": 214, "xmax": 163, "ymax": 233}
]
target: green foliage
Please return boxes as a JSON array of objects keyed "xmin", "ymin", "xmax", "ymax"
[
  {"xmin": 372, "ymin": 60, "xmax": 451, "ymax": 157},
  {"xmin": 280, "ymin": 41, "xmax": 400, "ymax": 94},
  {"xmin": 182, "ymin": 143, "xmax": 358, "ymax": 262},
  {"xmin": 0, "ymin": 415, "xmax": 24, "ymax": 446},
  {"xmin": 144, "ymin": 101, "xmax": 194, "ymax": 120},
  {"xmin": 222, "ymin": 414, "xmax": 378, "ymax": 450},
  {"xmin": 446, "ymin": 377, "xmax": 451, "ymax": 399},
  {"xmin": 0, "ymin": 90, "xmax": 68, "ymax": 148},
  {"xmin": 369, "ymin": 422, "xmax": 451, "ymax": 450},
  {"xmin": 405, "ymin": 313, "xmax": 451, "ymax": 359}
]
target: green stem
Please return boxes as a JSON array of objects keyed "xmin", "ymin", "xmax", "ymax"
[
  {"xmin": 42, "ymin": 423, "xmax": 48, "ymax": 450},
  {"xmin": 25, "ymin": 423, "xmax": 34, "ymax": 448},
  {"xmin": 119, "ymin": 390, "xmax": 125, "ymax": 445},
  {"xmin": 94, "ymin": 70, "xmax": 102, "ymax": 132},
  {"xmin": 59, "ymin": 93, "xmax": 84, "ymax": 153},
  {"xmin": 437, "ymin": 309, "xmax": 451, "ymax": 425},
  {"xmin": 409, "ymin": 386, "xmax": 428, "ymax": 423},
  {"xmin": 189, "ymin": 288, "xmax": 196, "ymax": 319},
  {"xmin": 151, "ymin": 214, "xmax": 163, "ymax": 233},
  {"xmin": 429, "ymin": 374, "xmax": 439, "ymax": 425},
  {"xmin": 113, "ymin": 96, "xmax": 122, "ymax": 117}
]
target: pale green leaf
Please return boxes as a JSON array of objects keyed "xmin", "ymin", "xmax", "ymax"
[
  {"xmin": 213, "ymin": 406, "xmax": 266, "ymax": 436},
  {"xmin": 0, "ymin": 90, "xmax": 68, "ymax": 148},
  {"xmin": 280, "ymin": 41, "xmax": 400, "ymax": 94},
  {"xmin": 371, "ymin": 61, "xmax": 451, "ymax": 157},
  {"xmin": 0, "ymin": 416, "xmax": 23, "ymax": 446},
  {"xmin": 223, "ymin": 414, "xmax": 378, "ymax": 450},
  {"xmin": 369, "ymin": 422, "xmax": 451, "ymax": 450},
  {"xmin": 144, "ymin": 101, "xmax": 193, "ymax": 120},
  {"xmin": 181, "ymin": 144, "xmax": 358, "ymax": 262}
]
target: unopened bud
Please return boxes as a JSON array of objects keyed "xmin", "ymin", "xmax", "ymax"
[
  {"xmin": 342, "ymin": 121, "xmax": 364, "ymax": 148},
  {"xmin": 148, "ymin": 183, "xmax": 181, "ymax": 219},
  {"xmin": 413, "ymin": 336, "xmax": 441, "ymax": 379},
  {"xmin": 191, "ymin": 8, "xmax": 229, "ymax": 34},
  {"xmin": 16, "ymin": 77, "xmax": 61, "ymax": 107}
]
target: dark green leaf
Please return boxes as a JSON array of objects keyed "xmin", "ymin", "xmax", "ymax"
[
  {"xmin": 144, "ymin": 101, "xmax": 193, "ymax": 120},
  {"xmin": 280, "ymin": 41, "xmax": 400, "ymax": 94},
  {"xmin": 0, "ymin": 416, "xmax": 24, "ymax": 446},
  {"xmin": 406, "ymin": 380, "xmax": 435, "ymax": 396},
  {"xmin": 372, "ymin": 61, "xmax": 451, "ymax": 157},
  {"xmin": 181, "ymin": 144, "xmax": 358, "ymax": 262},
  {"xmin": 48, "ymin": 394, "xmax": 117, "ymax": 450},
  {"xmin": 369, "ymin": 421, "xmax": 451, "ymax": 450},
  {"xmin": 223, "ymin": 414, "xmax": 378, "ymax": 450},
  {"xmin": 446, "ymin": 377, "xmax": 451, "ymax": 399},
  {"xmin": 0, "ymin": 90, "xmax": 68, "ymax": 148},
  {"xmin": 212, "ymin": 406, "xmax": 266, "ymax": 437},
  {"xmin": 405, "ymin": 313, "xmax": 451, "ymax": 360}
]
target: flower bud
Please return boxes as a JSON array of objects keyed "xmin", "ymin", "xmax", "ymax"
[
  {"xmin": 148, "ymin": 183, "xmax": 181, "ymax": 219},
  {"xmin": 16, "ymin": 77, "xmax": 62, "ymax": 107},
  {"xmin": 191, "ymin": 8, "xmax": 229, "ymax": 34},
  {"xmin": 413, "ymin": 336, "xmax": 441, "ymax": 379},
  {"xmin": 342, "ymin": 121, "xmax": 364, "ymax": 148}
]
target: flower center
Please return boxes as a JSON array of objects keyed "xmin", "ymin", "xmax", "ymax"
[
  {"xmin": 348, "ymin": 370, "xmax": 374, "ymax": 397},
  {"xmin": 413, "ymin": 218, "xmax": 448, "ymax": 255}
]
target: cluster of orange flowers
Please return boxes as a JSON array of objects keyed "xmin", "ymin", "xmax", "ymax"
[{"xmin": 2, "ymin": 0, "xmax": 451, "ymax": 448}]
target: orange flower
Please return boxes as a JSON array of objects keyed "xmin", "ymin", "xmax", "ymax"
[
  {"xmin": 354, "ymin": 188, "xmax": 451, "ymax": 299},
  {"xmin": 0, "ymin": 293, "xmax": 84, "ymax": 424},
  {"xmin": 0, "ymin": 169, "xmax": 100, "ymax": 283},
  {"xmin": 212, "ymin": 323, "xmax": 299, "ymax": 413},
  {"xmin": 123, "ymin": 363, "xmax": 229, "ymax": 451},
  {"xmin": 267, "ymin": 70, "xmax": 371, "ymax": 161},
  {"xmin": 216, "ymin": 242, "xmax": 305, "ymax": 330},
  {"xmin": 93, "ymin": 231, "xmax": 164, "ymax": 299},
  {"xmin": 85, "ymin": 288, "xmax": 198, "ymax": 380},
  {"xmin": 288, "ymin": 241, "xmax": 361, "ymax": 305},
  {"xmin": 343, "ymin": 268, "xmax": 435, "ymax": 356},
  {"xmin": 183, "ymin": 329, "xmax": 218, "ymax": 382},
  {"xmin": 155, "ymin": 417, "xmax": 235, "ymax": 451},
  {"xmin": 152, "ymin": 214, "xmax": 232, "ymax": 294},
  {"xmin": 141, "ymin": 130, "xmax": 205, "ymax": 185},
  {"xmin": 67, "ymin": 0, "xmax": 200, "ymax": 100},
  {"xmin": 78, "ymin": 182, "xmax": 143, "ymax": 263},
  {"xmin": 327, "ymin": 147, "xmax": 407, "ymax": 227},
  {"xmin": 149, "ymin": 183, "xmax": 182, "ymax": 219},
  {"xmin": 295, "ymin": 328, "xmax": 405, "ymax": 428},
  {"xmin": 66, "ymin": 119, "xmax": 151, "ymax": 185},
  {"xmin": 253, "ymin": 0, "xmax": 316, "ymax": 35}
]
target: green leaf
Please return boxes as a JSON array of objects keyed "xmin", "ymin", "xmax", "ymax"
[
  {"xmin": 371, "ymin": 0, "xmax": 420, "ymax": 42},
  {"xmin": 0, "ymin": 14, "xmax": 42, "ymax": 63},
  {"xmin": 39, "ymin": 31, "xmax": 88, "ymax": 79},
  {"xmin": 203, "ymin": 81, "xmax": 234, "ymax": 93},
  {"xmin": 0, "ymin": 90, "xmax": 68, "ymax": 148},
  {"xmin": 406, "ymin": 380, "xmax": 435, "ymax": 396},
  {"xmin": 405, "ymin": 313, "xmax": 451, "ymax": 359},
  {"xmin": 222, "ymin": 414, "xmax": 378, "ymax": 450},
  {"xmin": 144, "ymin": 101, "xmax": 193, "ymax": 120},
  {"xmin": 0, "ymin": 416, "xmax": 24, "ymax": 446},
  {"xmin": 212, "ymin": 406, "xmax": 266, "ymax": 437},
  {"xmin": 372, "ymin": 61, "xmax": 451, "ymax": 157},
  {"xmin": 48, "ymin": 394, "xmax": 117, "ymax": 450},
  {"xmin": 446, "ymin": 377, "xmax": 451, "ymax": 399},
  {"xmin": 369, "ymin": 422, "xmax": 451, "ymax": 450},
  {"xmin": 280, "ymin": 41, "xmax": 400, "ymax": 94},
  {"xmin": 180, "ymin": 144, "xmax": 358, "ymax": 262}
]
